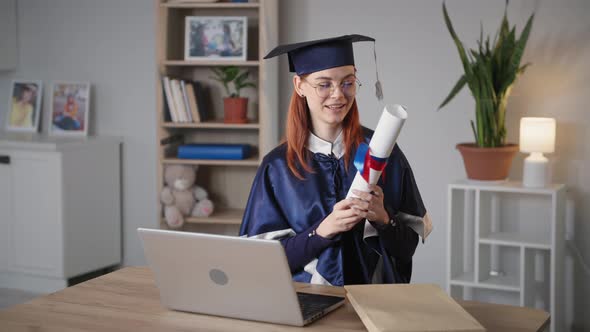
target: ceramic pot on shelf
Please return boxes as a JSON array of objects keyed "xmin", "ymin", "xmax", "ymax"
[
  {"xmin": 456, "ymin": 143, "xmax": 519, "ymax": 181},
  {"xmin": 223, "ymin": 97, "xmax": 248, "ymax": 124}
]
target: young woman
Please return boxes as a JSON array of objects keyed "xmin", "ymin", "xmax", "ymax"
[
  {"xmin": 240, "ymin": 35, "xmax": 432, "ymax": 286},
  {"xmin": 10, "ymin": 85, "xmax": 36, "ymax": 127}
]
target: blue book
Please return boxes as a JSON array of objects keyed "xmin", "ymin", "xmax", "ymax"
[{"xmin": 177, "ymin": 144, "xmax": 251, "ymax": 160}]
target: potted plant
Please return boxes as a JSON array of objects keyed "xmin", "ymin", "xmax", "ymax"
[
  {"xmin": 210, "ymin": 66, "xmax": 256, "ymax": 124},
  {"xmin": 439, "ymin": 1, "xmax": 534, "ymax": 180}
]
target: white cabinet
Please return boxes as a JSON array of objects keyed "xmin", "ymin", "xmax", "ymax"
[
  {"xmin": 447, "ymin": 180, "xmax": 565, "ymax": 332},
  {"xmin": 0, "ymin": 133, "xmax": 121, "ymax": 293}
]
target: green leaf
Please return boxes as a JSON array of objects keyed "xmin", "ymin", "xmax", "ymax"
[
  {"xmin": 442, "ymin": 2, "xmax": 474, "ymax": 79},
  {"xmin": 438, "ymin": 75, "xmax": 467, "ymax": 110},
  {"xmin": 225, "ymin": 66, "xmax": 239, "ymax": 81},
  {"xmin": 240, "ymin": 82, "xmax": 256, "ymax": 90},
  {"xmin": 508, "ymin": 13, "xmax": 535, "ymax": 80},
  {"xmin": 235, "ymin": 70, "xmax": 250, "ymax": 86}
]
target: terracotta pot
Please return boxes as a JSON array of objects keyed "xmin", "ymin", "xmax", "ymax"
[
  {"xmin": 456, "ymin": 143, "xmax": 519, "ymax": 181},
  {"xmin": 223, "ymin": 97, "xmax": 248, "ymax": 124}
]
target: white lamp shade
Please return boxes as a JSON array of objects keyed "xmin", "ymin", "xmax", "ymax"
[{"xmin": 519, "ymin": 117, "xmax": 556, "ymax": 153}]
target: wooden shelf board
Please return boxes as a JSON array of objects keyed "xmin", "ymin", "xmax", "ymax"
[
  {"xmin": 163, "ymin": 157, "xmax": 259, "ymax": 166},
  {"xmin": 479, "ymin": 232, "xmax": 551, "ymax": 250},
  {"xmin": 185, "ymin": 208, "xmax": 244, "ymax": 225},
  {"xmin": 163, "ymin": 60, "xmax": 260, "ymax": 67},
  {"xmin": 161, "ymin": 2, "xmax": 260, "ymax": 9},
  {"xmin": 162, "ymin": 121, "xmax": 260, "ymax": 129}
]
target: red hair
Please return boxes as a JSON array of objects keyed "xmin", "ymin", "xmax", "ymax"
[{"xmin": 284, "ymin": 91, "xmax": 363, "ymax": 179}]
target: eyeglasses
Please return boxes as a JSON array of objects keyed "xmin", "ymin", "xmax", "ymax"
[{"xmin": 304, "ymin": 78, "xmax": 362, "ymax": 98}]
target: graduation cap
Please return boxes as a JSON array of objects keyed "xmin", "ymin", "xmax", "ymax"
[{"xmin": 264, "ymin": 34, "xmax": 384, "ymax": 100}]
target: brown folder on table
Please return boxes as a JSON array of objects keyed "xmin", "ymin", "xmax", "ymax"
[{"xmin": 345, "ymin": 284, "xmax": 485, "ymax": 332}]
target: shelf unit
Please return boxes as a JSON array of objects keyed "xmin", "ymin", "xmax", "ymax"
[
  {"xmin": 447, "ymin": 180, "xmax": 565, "ymax": 332},
  {"xmin": 155, "ymin": 0, "xmax": 278, "ymax": 232}
]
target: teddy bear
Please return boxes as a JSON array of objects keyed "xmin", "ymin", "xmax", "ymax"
[{"xmin": 160, "ymin": 164, "xmax": 214, "ymax": 228}]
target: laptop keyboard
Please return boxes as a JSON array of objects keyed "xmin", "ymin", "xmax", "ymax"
[{"xmin": 297, "ymin": 292, "xmax": 344, "ymax": 321}]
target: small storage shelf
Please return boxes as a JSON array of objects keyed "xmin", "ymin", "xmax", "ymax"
[
  {"xmin": 479, "ymin": 232, "xmax": 551, "ymax": 249},
  {"xmin": 162, "ymin": 207, "xmax": 244, "ymax": 225},
  {"xmin": 163, "ymin": 60, "xmax": 260, "ymax": 67},
  {"xmin": 478, "ymin": 274, "xmax": 520, "ymax": 291},
  {"xmin": 450, "ymin": 272, "xmax": 520, "ymax": 292},
  {"xmin": 449, "ymin": 271, "xmax": 474, "ymax": 285},
  {"xmin": 162, "ymin": 121, "xmax": 260, "ymax": 129},
  {"xmin": 161, "ymin": 2, "xmax": 260, "ymax": 9},
  {"xmin": 447, "ymin": 180, "xmax": 566, "ymax": 332},
  {"xmin": 163, "ymin": 157, "xmax": 260, "ymax": 166},
  {"xmin": 450, "ymin": 285, "xmax": 521, "ymax": 307},
  {"xmin": 187, "ymin": 207, "xmax": 243, "ymax": 225}
]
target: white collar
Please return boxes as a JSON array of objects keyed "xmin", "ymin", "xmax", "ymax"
[{"xmin": 306, "ymin": 131, "xmax": 345, "ymax": 159}]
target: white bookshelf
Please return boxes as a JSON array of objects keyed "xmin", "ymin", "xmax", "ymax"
[{"xmin": 447, "ymin": 180, "xmax": 566, "ymax": 332}]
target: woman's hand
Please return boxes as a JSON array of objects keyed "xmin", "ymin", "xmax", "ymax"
[
  {"xmin": 315, "ymin": 198, "xmax": 365, "ymax": 239},
  {"xmin": 315, "ymin": 185, "xmax": 389, "ymax": 239},
  {"xmin": 351, "ymin": 185, "xmax": 389, "ymax": 227}
]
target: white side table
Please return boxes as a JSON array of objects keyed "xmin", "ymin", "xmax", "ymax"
[
  {"xmin": 447, "ymin": 180, "xmax": 565, "ymax": 332},
  {"xmin": 0, "ymin": 133, "xmax": 121, "ymax": 293}
]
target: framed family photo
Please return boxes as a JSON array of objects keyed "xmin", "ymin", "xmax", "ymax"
[
  {"xmin": 184, "ymin": 16, "xmax": 247, "ymax": 61},
  {"xmin": 50, "ymin": 82, "xmax": 90, "ymax": 136},
  {"xmin": 6, "ymin": 80, "xmax": 42, "ymax": 132}
]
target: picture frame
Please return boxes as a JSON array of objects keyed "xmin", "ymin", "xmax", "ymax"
[
  {"xmin": 184, "ymin": 16, "xmax": 248, "ymax": 61},
  {"xmin": 49, "ymin": 81, "xmax": 90, "ymax": 136},
  {"xmin": 6, "ymin": 80, "xmax": 42, "ymax": 132}
]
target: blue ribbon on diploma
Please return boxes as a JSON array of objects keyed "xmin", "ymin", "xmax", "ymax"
[{"xmin": 354, "ymin": 142, "xmax": 388, "ymax": 182}]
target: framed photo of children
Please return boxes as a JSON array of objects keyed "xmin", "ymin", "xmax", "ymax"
[
  {"xmin": 184, "ymin": 16, "xmax": 247, "ymax": 61},
  {"xmin": 49, "ymin": 82, "xmax": 90, "ymax": 136},
  {"xmin": 6, "ymin": 80, "xmax": 42, "ymax": 132}
]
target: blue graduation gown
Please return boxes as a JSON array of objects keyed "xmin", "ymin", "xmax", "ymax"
[{"xmin": 239, "ymin": 128, "xmax": 427, "ymax": 286}]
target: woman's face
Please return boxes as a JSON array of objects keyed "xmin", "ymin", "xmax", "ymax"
[
  {"xmin": 294, "ymin": 65, "xmax": 356, "ymax": 130},
  {"xmin": 21, "ymin": 89, "xmax": 33, "ymax": 103}
]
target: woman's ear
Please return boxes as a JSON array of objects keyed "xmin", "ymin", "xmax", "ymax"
[{"xmin": 293, "ymin": 75, "xmax": 305, "ymax": 98}]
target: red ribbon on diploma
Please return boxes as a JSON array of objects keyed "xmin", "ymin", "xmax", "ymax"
[{"xmin": 354, "ymin": 142, "xmax": 388, "ymax": 183}]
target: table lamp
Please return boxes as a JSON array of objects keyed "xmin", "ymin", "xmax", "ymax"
[{"xmin": 519, "ymin": 117, "xmax": 556, "ymax": 188}]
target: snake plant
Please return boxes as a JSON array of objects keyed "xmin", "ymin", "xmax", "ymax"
[{"xmin": 439, "ymin": 1, "xmax": 534, "ymax": 147}]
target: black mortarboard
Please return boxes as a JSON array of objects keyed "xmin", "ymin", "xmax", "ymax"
[
  {"xmin": 264, "ymin": 34, "xmax": 384, "ymax": 100},
  {"xmin": 264, "ymin": 34, "xmax": 375, "ymax": 75}
]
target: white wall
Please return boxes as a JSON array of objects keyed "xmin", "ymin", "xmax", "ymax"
[
  {"xmin": 279, "ymin": 0, "xmax": 589, "ymax": 330},
  {"xmin": 0, "ymin": 0, "xmax": 158, "ymax": 266},
  {"xmin": 0, "ymin": 0, "xmax": 588, "ymax": 330}
]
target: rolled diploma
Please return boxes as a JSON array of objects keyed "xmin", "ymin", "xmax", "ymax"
[{"xmin": 346, "ymin": 104, "xmax": 407, "ymax": 198}]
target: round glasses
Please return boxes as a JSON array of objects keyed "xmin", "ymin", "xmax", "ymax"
[{"xmin": 304, "ymin": 78, "xmax": 362, "ymax": 98}]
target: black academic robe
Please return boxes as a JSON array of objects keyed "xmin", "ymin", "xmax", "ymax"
[{"xmin": 239, "ymin": 127, "xmax": 427, "ymax": 286}]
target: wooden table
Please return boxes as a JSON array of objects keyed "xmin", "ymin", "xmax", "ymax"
[{"xmin": 0, "ymin": 267, "xmax": 549, "ymax": 332}]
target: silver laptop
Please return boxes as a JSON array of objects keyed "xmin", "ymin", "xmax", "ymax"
[{"xmin": 138, "ymin": 228, "xmax": 345, "ymax": 326}]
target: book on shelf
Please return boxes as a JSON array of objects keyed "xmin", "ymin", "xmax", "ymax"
[
  {"xmin": 170, "ymin": 79, "xmax": 188, "ymax": 122},
  {"xmin": 192, "ymin": 81, "xmax": 208, "ymax": 122},
  {"xmin": 185, "ymin": 82, "xmax": 201, "ymax": 123},
  {"xmin": 162, "ymin": 77, "xmax": 179, "ymax": 122},
  {"xmin": 177, "ymin": 144, "xmax": 251, "ymax": 160},
  {"xmin": 161, "ymin": 76, "xmax": 208, "ymax": 124},
  {"xmin": 180, "ymin": 80, "xmax": 193, "ymax": 122},
  {"xmin": 162, "ymin": 85, "xmax": 172, "ymax": 122}
]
